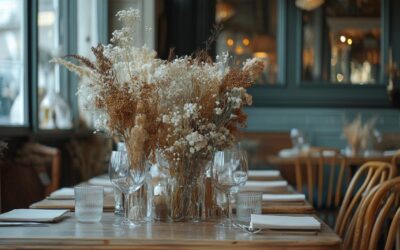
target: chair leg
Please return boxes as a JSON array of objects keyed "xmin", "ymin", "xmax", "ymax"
[{"xmin": 295, "ymin": 160, "xmax": 302, "ymax": 193}]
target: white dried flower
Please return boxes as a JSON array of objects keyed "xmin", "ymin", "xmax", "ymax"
[
  {"xmin": 214, "ymin": 107, "xmax": 223, "ymax": 115},
  {"xmin": 162, "ymin": 115, "xmax": 170, "ymax": 123}
]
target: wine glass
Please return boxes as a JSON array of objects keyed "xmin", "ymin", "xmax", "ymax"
[
  {"xmin": 213, "ymin": 149, "xmax": 248, "ymax": 227},
  {"xmin": 109, "ymin": 150, "xmax": 149, "ymax": 227}
]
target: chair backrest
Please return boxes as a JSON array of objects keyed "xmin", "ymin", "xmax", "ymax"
[
  {"xmin": 295, "ymin": 147, "xmax": 344, "ymax": 209},
  {"xmin": 348, "ymin": 176, "xmax": 400, "ymax": 250},
  {"xmin": 392, "ymin": 149, "xmax": 400, "ymax": 170},
  {"xmin": 336, "ymin": 161, "xmax": 396, "ymax": 239},
  {"xmin": 22, "ymin": 143, "xmax": 61, "ymax": 196}
]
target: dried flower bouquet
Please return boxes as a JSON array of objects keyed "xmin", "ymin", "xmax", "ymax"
[
  {"xmin": 343, "ymin": 115, "xmax": 378, "ymax": 156},
  {"xmin": 52, "ymin": 9, "xmax": 264, "ymax": 220}
]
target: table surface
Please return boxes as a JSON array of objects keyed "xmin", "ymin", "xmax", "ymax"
[
  {"xmin": 0, "ymin": 212, "xmax": 342, "ymax": 250},
  {"xmin": 11, "ymin": 173, "xmax": 339, "ymax": 249}
]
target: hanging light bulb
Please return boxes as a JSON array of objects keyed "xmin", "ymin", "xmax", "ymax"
[{"xmin": 295, "ymin": 0, "xmax": 325, "ymax": 11}]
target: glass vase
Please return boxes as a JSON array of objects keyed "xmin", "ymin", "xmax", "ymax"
[{"xmin": 169, "ymin": 176, "xmax": 204, "ymax": 222}]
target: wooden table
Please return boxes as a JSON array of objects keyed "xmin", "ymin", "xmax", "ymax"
[{"xmin": 0, "ymin": 212, "xmax": 342, "ymax": 250}]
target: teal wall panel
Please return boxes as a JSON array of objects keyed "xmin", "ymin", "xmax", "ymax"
[{"xmin": 244, "ymin": 107, "xmax": 400, "ymax": 149}]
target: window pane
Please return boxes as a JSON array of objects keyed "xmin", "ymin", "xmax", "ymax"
[
  {"xmin": 216, "ymin": 0, "xmax": 279, "ymax": 85},
  {"xmin": 302, "ymin": 0, "xmax": 381, "ymax": 84},
  {"xmin": 0, "ymin": 0, "xmax": 26, "ymax": 125},
  {"xmin": 77, "ymin": 0, "xmax": 101, "ymax": 129},
  {"xmin": 38, "ymin": 0, "xmax": 72, "ymax": 129}
]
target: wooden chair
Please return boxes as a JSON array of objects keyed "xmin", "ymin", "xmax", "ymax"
[
  {"xmin": 29, "ymin": 143, "xmax": 61, "ymax": 195},
  {"xmin": 1, "ymin": 142, "xmax": 61, "ymax": 212},
  {"xmin": 348, "ymin": 176, "xmax": 400, "ymax": 250},
  {"xmin": 336, "ymin": 161, "xmax": 396, "ymax": 239},
  {"xmin": 295, "ymin": 147, "xmax": 346, "ymax": 209},
  {"xmin": 392, "ymin": 149, "xmax": 400, "ymax": 171}
]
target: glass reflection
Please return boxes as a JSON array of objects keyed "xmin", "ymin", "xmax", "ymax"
[
  {"xmin": 302, "ymin": 0, "xmax": 381, "ymax": 85},
  {"xmin": 38, "ymin": 0, "xmax": 73, "ymax": 129},
  {"xmin": 216, "ymin": 0, "xmax": 279, "ymax": 85}
]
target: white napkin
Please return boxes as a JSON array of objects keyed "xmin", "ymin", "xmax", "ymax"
[
  {"xmin": 243, "ymin": 181, "xmax": 287, "ymax": 191},
  {"xmin": 0, "ymin": 209, "xmax": 69, "ymax": 222},
  {"xmin": 88, "ymin": 177, "xmax": 112, "ymax": 187},
  {"xmin": 49, "ymin": 188, "xmax": 74, "ymax": 200},
  {"xmin": 49, "ymin": 186, "xmax": 113, "ymax": 200},
  {"xmin": 278, "ymin": 148, "xmax": 298, "ymax": 157},
  {"xmin": 250, "ymin": 214, "xmax": 321, "ymax": 230},
  {"xmin": 383, "ymin": 150, "xmax": 397, "ymax": 157},
  {"xmin": 248, "ymin": 170, "xmax": 280, "ymax": 178},
  {"xmin": 262, "ymin": 194, "xmax": 306, "ymax": 202}
]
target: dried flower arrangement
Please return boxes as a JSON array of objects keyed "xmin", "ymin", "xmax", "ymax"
[
  {"xmin": 52, "ymin": 9, "xmax": 264, "ymax": 220},
  {"xmin": 52, "ymin": 8, "xmax": 262, "ymax": 168},
  {"xmin": 343, "ymin": 115, "xmax": 378, "ymax": 155}
]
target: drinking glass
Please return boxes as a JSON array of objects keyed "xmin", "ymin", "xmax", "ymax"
[
  {"xmin": 109, "ymin": 150, "xmax": 149, "ymax": 228},
  {"xmin": 74, "ymin": 185, "xmax": 103, "ymax": 223},
  {"xmin": 213, "ymin": 149, "xmax": 248, "ymax": 227},
  {"xmin": 235, "ymin": 191, "xmax": 262, "ymax": 226}
]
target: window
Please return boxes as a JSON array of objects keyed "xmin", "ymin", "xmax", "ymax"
[
  {"xmin": 301, "ymin": 0, "xmax": 382, "ymax": 85},
  {"xmin": 0, "ymin": 0, "xmax": 27, "ymax": 125},
  {"xmin": 215, "ymin": 0, "xmax": 283, "ymax": 85},
  {"xmin": 76, "ymin": 0, "xmax": 103, "ymax": 129},
  {"xmin": 37, "ymin": 0, "xmax": 73, "ymax": 130}
]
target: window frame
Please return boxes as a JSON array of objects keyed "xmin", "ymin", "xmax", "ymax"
[
  {"xmin": 297, "ymin": 0, "xmax": 389, "ymax": 86},
  {"xmin": 0, "ymin": 0, "xmax": 108, "ymax": 137},
  {"xmin": 0, "ymin": 0, "xmax": 30, "ymax": 132},
  {"xmin": 248, "ymin": 0, "xmax": 394, "ymax": 108}
]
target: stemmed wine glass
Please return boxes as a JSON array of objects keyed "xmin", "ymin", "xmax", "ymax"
[
  {"xmin": 213, "ymin": 149, "xmax": 248, "ymax": 227},
  {"xmin": 109, "ymin": 150, "xmax": 149, "ymax": 228}
]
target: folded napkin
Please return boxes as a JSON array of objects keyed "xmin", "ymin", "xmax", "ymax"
[
  {"xmin": 49, "ymin": 188, "xmax": 74, "ymax": 200},
  {"xmin": 49, "ymin": 187, "xmax": 113, "ymax": 200},
  {"xmin": 248, "ymin": 170, "xmax": 280, "ymax": 178},
  {"xmin": 383, "ymin": 150, "xmax": 397, "ymax": 157},
  {"xmin": 0, "ymin": 209, "xmax": 69, "ymax": 223},
  {"xmin": 243, "ymin": 181, "xmax": 287, "ymax": 191},
  {"xmin": 88, "ymin": 177, "xmax": 112, "ymax": 187},
  {"xmin": 278, "ymin": 148, "xmax": 298, "ymax": 157},
  {"xmin": 262, "ymin": 194, "xmax": 306, "ymax": 202},
  {"xmin": 250, "ymin": 214, "xmax": 321, "ymax": 230}
]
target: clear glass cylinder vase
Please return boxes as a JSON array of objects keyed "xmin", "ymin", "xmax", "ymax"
[{"xmin": 169, "ymin": 176, "xmax": 204, "ymax": 222}]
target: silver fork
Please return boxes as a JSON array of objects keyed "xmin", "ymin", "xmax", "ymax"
[{"xmin": 234, "ymin": 223, "xmax": 262, "ymax": 234}]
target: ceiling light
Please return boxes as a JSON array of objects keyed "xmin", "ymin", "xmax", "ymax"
[
  {"xmin": 216, "ymin": 2, "xmax": 234, "ymax": 23},
  {"xmin": 226, "ymin": 38, "xmax": 234, "ymax": 47},
  {"xmin": 253, "ymin": 52, "xmax": 268, "ymax": 59},
  {"xmin": 347, "ymin": 38, "xmax": 353, "ymax": 45},
  {"xmin": 295, "ymin": 0, "xmax": 325, "ymax": 11},
  {"xmin": 235, "ymin": 45, "xmax": 244, "ymax": 55},
  {"xmin": 242, "ymin": 38, "xmax": 250, "ymax": 46}
]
